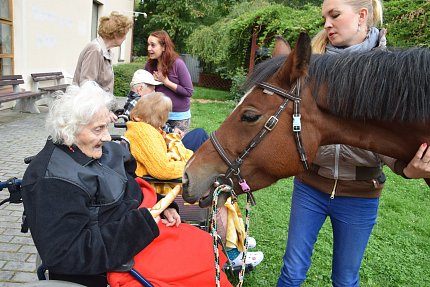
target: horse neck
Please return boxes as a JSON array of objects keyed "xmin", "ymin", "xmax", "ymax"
[{"xmin": 317, "ymin": 111, "xmax": 427, "ymax": 162}]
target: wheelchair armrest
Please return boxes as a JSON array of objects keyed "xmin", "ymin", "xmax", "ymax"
[
  {"xmin": 140, "ymin": 175, "xmax": 182, "ymax": 184},
  {"xmin": 114, "ymin": 122, "xmax": 126, "ymax": 129}
]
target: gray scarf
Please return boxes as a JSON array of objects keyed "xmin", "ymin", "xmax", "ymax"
[{"xmin": 326, "ymin": 27, "xmax": 381, "ymax": 54}]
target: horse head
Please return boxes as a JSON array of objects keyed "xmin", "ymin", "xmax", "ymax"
[{"xmin": 183, "ymin": 32, "xmax": 322, "ymax": 207}]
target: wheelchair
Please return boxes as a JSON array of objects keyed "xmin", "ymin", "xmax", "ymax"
[
  {"xmin": 0, "ymin": 169, "xmax": 155, "ymax": 287},
  {"xmin": 0, "ymin": 128, "xmax": 254, "ymax": 286}
]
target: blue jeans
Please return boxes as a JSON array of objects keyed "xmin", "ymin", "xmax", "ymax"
[
  {"xmin": 277, "ymin": 178, "xmax": 379, "ymax": 287},
  {"xmin": 181, "ymin": 128, "xmax": 208, "ymax": 152}
]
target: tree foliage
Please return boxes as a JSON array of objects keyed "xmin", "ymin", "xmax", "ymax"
[
  {"xmin": 131, "ymin": 0, "xmax": 429, "ymax": 94},
  {"xmin": 186, "ymin": 1, "xmax": 321, "ymax": 76},
  {"xmin": 133, "ymin": 0, "xmax": 242, "ymax": 55}
]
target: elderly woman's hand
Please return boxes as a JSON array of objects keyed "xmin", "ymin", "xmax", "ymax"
[
  {"xmin": 162, "ymin": 208, "xmax": 181, "ymax": 227},
  {"xmin": 403, "ymin": 143, "xmax": 430, "ymax": 179},
  {"xmin": 109, "ymin": 111, "xmax": 118, "ymax": 123}
]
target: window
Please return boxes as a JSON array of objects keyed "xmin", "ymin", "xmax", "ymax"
[
  {"xmin": 0, "ymin": 0, "xmax": 13, "ymax": 75},
  {"xmin": 91, "ymin": 2, "xmax": 100, "ymax": 40}
]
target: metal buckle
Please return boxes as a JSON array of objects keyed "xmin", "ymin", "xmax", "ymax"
[
  {"xmin": 264, "ymin": 116, "xmax": 278, "ymax": 131},
  {"xmin": 293, "ymin": 114, "xmax": 301, "ymax": 132}
]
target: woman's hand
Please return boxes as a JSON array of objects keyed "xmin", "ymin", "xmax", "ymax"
[
  {"xmin": 161, "ymin": 208, "xmax": 181, "ymax": 227},
  {"xmin": 153, "ymin": 71, "xmax": 166, "ymax": 84},
  {"xmin": 153, "ymin": 71, "xmax": 178, "ymax": 92},
  {"xmin": 173, "ymin": 127, "xmax": 185, "ymax": 138},
  {"xmin": 403, "ymin": 143, "xmax": 430, "ymax": 179}
]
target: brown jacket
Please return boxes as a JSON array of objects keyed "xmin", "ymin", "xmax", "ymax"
[
  {"xmin": 73, "ymin": 37, "xmax": 114, "ymax": 93},
  {"xmin": 298, "ymin": 29, "xmax": 405, "ymax": 199}
]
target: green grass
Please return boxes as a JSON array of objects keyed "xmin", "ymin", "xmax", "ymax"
[
  {"xmin": 193, "ymin": 86, "xmax": 232, "ymax": 101},
  {"xmin": 190, "ymin": 97, "xmax": 430, "ymax": 287}
]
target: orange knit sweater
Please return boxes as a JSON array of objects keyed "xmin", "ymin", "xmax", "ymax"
[{"xmin": 125, "ymin": 121, "xmax": 191, "ymax": 180}]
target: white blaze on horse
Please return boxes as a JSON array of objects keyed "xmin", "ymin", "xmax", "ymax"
[{"xmin": 182, "ymin": 32, "xmax": 430, "ymax": 207}]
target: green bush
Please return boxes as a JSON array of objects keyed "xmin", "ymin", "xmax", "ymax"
[
  {"xmin": 113, "ymin": 62, "xmax": 144, "ymax": 97},
  {"xmin": 384, "ymin": 0, "xmax": 430, "ymax": 47}
]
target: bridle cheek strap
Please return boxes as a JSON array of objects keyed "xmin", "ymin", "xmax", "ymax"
[{"xmin": 209, "ymin": 79, "xmax": 309, "ymax": 206}]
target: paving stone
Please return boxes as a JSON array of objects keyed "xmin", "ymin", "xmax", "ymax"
[
  {"xmin": 0, "ymin": 243, "xmax": 20, "ymax": 252},
  {"xmin": 18, "ymin": 245, "xmax": 37, "ymax": 254},
  {"xmin": 0, "ymin": 235, "xmax": 13, "ymax": 243},
  {"xmin": 12, "ymin": 236, "xmax": 34, "ymax": 245},
  {"xmin": 10, "ymin": 272, "xmax": 38, "ymax": 282},
  {"xmin": 0, "ymin": 282, "xmax": 23, "ymax": 287},
  {"xmin": 0, "ymin": 252, "xmax": 30, "ymax": 262},
  {"xmin": 3, "ymin": 261, "xmax": 36, "ymax": 272},
  {"xmin": 0, "ymin": 271, "xmax": 13, "ymax": 281}
]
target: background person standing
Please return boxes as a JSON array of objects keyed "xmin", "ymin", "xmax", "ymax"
[
  {"xmin": 145, "ymin": 30, "xmax": 193, "ymax": 133},
  {"xmin": 73, "ymin": 11, "xmax": 133, "ymax": 93}
]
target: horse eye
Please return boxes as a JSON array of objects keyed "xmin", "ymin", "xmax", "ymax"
[{"xmin": 241, "ymin": 112, "xmax": 261, "ymax": 122}]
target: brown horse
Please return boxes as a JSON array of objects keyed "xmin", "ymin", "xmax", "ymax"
[{"xmin": 182, "ymin": 32, "xmax": 430, "ymax": 207}]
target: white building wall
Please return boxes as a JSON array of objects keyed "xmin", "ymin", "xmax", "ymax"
[{"xmin": 12, "ymin": 0, "xmax": 134, "ymax": 91}]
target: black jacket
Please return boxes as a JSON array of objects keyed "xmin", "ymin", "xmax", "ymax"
[{"xmin": 22, "ymin": 139, "xmax": 163, "ymax": 275}]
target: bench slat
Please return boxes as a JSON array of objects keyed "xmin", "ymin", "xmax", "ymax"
[
  {"xmin": 0, "ymin": 75, "xmax": 23, "ymax": 81},
  {"xmin": 0, "ymin": 75, "xmax": 25, "ymax": 87},
  {"xmin": 39, "ymin": 84, "xmax": 69, "ymax": 92},
  {"xmin": 31, "ymin": 72, "xmax": 64, "ymax": 82},
  {"xmin": 0, "ymin": 91, "xmax": 43, "ymax": 103},
  {"xmin": 0, "ymin": 79, "xmax": 24, "ymax": 86}
]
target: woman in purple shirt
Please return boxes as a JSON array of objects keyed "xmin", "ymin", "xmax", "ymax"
[{"xmin": 145, "ymin": 30, "xmax": 193, "ymax": 133}]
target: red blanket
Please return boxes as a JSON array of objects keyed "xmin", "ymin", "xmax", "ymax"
[{"xmin": 107, "ymin": 178, "xmax": 232, "ymax": 287}]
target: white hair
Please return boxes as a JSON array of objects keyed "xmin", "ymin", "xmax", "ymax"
[{"xmin": 46, "ymin": 81, "xmax": 115, "ymax": 145}]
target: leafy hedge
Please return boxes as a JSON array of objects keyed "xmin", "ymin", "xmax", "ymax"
[
  {"xmin": 384, "ymin": 0, "xmax": 430, "ymax": 47},
  {"xmin": 113, "ymin": 62, "xmax": 143, "ymax": 97}
]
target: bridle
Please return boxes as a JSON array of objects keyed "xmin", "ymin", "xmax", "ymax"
[
  {"xmin": 210, "ymin": 79, "xmax": 309, "ymax": 205},
  {"xmin": 209, "ymin": 79, "xmax": 309, "ymax": 287}
]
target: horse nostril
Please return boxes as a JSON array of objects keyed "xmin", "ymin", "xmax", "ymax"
[{"xmin": 182, "ymin": 173, "xmax": 189, "ymax": 191}]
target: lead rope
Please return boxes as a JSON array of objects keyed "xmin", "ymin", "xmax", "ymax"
[{"xmin": 211, "ymin": 185, "xmax": 253, "ymax": 287}]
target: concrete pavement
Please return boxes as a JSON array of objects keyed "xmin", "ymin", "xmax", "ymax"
[{"xmin": 0, "ymin": 99, "xmax": 125, "ymax": 286}]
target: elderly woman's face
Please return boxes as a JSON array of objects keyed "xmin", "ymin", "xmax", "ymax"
[{"xmin": 75, "ymin": 107, "xmax": 111, "ymax": 159}]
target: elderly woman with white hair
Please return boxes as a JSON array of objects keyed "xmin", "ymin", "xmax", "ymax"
[{"xmin": 21, "ymin": 82, "xmax": 232, "ymax": 287}]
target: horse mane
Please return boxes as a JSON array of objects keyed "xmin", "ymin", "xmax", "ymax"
[{"xmin": 244, "ymin": 48, "xmax": 430, "ymax": 122}]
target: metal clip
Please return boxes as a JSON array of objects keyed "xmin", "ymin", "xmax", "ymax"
[
  {"xmin": 239, "ymin": 179, "xmax": 250, "ymax": 192},
  {"xmin": 293, "ymin": 114, "xmax": 301, "ymax": 132}
]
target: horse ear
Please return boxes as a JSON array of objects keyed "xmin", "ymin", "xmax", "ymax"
[
  {"xmin": 276, "ymin": 32, "xmax": 312, "ymax": 84},
  {"xmin": 272, "ymin": 36, "xmax": 291, "ymax": 57}
]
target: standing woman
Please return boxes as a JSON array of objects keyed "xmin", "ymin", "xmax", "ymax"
[
  {"xmin": 277, "ymin": 0, "xmax": 430, "ymax": 286},
  {"xmin": 145, "ymin": 30, "xmax": 193, "ymax": 133},
  {"xmin": 73, "ymin": 11, "xmax": 133, "ymax": 93}
]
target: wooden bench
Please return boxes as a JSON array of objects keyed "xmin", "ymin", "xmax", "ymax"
[
  {"xmin": 31, "ymin": 72, "xmax": 69, "ymax": 94},
  {"xmin": 0, "ymin": 75, "xmax": 43, "ymax": 113}
]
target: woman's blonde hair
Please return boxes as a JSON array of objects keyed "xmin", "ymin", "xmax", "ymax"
[
  {"xmin": 130, "ymin": 92, "xmax": 172, "ymax": 128},
  {"xmin": 312, "ymin": 0, "xmax": 383, "ymax": 53},
  {"xmin": 98, "ymin": 11, "xmax": 133, "ymax": 40}
]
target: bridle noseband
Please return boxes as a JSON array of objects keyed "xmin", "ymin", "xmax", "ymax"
[{"xmin": 210, "ymin": 80, "xmax": 309, "ymax": 205}]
